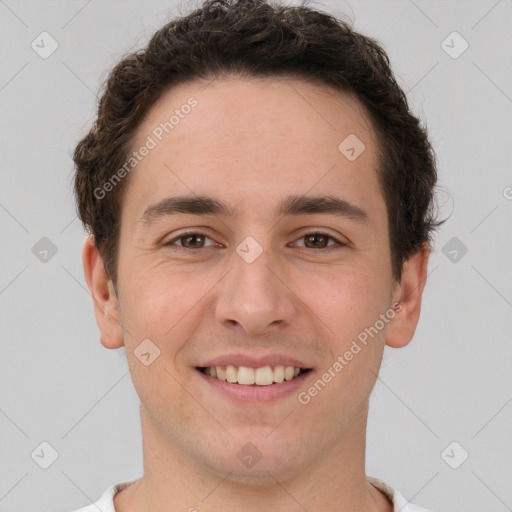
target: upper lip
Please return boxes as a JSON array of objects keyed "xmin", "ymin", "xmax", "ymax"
[{"xmin": 198, "ymin": 353, "xmax": 312, "ymax": 369}]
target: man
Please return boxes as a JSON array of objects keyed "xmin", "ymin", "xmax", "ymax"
[{"xmin": 71, "ymin": 0, "xmax": 441, "ymax": 510}]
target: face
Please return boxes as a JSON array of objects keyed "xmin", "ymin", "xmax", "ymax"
[{"xmin": 85, "ymin": 77, "xmax": 427, "ymax": 482}]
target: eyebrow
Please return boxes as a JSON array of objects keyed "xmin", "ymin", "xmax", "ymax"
[{"xmin": 139, "ymin": 194, "xmax": 369, "ymax": 224}]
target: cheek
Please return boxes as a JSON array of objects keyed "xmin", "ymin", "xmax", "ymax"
[
  {"xmin": 304, "ymin": 263, "xmax": 391, "ymax": 398},
  {"xmin": 118, "ymin": 264, "xmax": 223, "ymax": 379},
  {"xmin": 130, "ymin": 359, "xmax": 194, "ymax": 441},
  {"xmin": 308, "ymin": 264, "xmax": 391, "ymax": 340},
  {"xmin": 119, "ymin": 263, "xmax": 195, "ymax": 335}
]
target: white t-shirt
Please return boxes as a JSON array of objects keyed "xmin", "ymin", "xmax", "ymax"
[{"xmin": 70, "ymin": 477, "xmax": 431, "ymax": 512}]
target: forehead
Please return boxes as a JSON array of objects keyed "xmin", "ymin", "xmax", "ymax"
[{"xmin": 125, "ymin": 77, "xmax": 383, "ymax": 222}]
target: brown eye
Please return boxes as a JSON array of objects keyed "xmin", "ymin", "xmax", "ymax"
[
  {"xmin": 165, "ymin": 232, "xmax": 216, "ymax": 249},
  {"xmin": 303, "ymin": 233, "xmax": 331, "ymax": 249},
  {"xmin": 180, "ymin": 233, "xmax": 206, "ymax": 249},
  {"xmin": 294, "ymin": 232, "xmax": 343, "ymax": 250}
]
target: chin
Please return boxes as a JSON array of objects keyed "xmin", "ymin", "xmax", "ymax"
[{"xmin": 200, "ymin": 435, "xmax": 304, "ymax": 483}]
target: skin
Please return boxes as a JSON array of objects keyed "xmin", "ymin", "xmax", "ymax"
[{"xmin": 83, "ymin": 77, "xmax": 429, "ymax": 512}]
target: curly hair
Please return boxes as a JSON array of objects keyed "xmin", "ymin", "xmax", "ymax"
[{"xmin": 73, "ymin": 0, "xmax": 442, "ymax": 286}]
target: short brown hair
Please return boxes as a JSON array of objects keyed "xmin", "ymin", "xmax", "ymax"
[{"xmin": 73, "ymin": 0, "xmax": 442, "ymax": 285}]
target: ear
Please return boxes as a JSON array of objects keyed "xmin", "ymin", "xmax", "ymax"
[
  {"xmin": 82, "ymin": 235, "xmax": 125, "ymax": 349},
  {"xmin": 385, "ymin": 244, "xmax": 430, "ymax": 349}
]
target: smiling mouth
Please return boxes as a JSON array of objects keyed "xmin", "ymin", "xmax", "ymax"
[{"xmin": 197, "ymin": 365, "xmax": 312, "ymax": 386}]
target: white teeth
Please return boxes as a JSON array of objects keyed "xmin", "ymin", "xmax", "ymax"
[
  {"xmin": 216, "ymin": 366, "xmax": 226, "ymax": 381},
  {"xmin": 203, "ymin": 365, "xmax": 305, "ymax": 385},
  {"xmin": 273, "ymin": 365, "xmax": 285, "ymax": 383},
  {"xmin": 226, "ymin": 365, "xmax": 238, "ymax": 383},
  {"xmin": 237, "ymin": 366, "xmax": 255, "ymax": 385},
  {"xmin": 255, "ymin": 366, "xmax": 273, "ymax": 386},
  {"xmin": 284, "ymin": 366, "xmax": 295, "ymax": 381}
]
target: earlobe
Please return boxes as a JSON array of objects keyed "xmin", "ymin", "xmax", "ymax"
[
  {"xmin": 82, "ymin": 235, "xmax": 125, "ymax": 349},
  {"xmin": 385, "ymin": 244, "xmax": 430, "ymax": 349}
]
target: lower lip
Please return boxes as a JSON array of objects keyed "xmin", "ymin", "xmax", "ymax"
[{"xmin": 196, "ymin": 369, "xmax": 312, "ymax": 403}]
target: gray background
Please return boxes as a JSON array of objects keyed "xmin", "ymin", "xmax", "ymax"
[{"xmin": 1, "ymin": 1, "xmax": 511, "ymax": 511}]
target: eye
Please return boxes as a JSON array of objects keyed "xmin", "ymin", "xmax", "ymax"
[
  {"xmin": 164, "ymin": 230, "xmax": 346, "ymax": 251},
  {"xmin": 292, "ymin": 231, "xmax": 345, "ymax": 250},
  {"xmin": 165, "ymin": 231, "xmax": 217, "ymax": 249}
]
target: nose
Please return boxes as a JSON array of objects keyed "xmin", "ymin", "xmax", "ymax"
[{"xmin": 214, "ymin": 244, "xmax": 297, "ymax": 336}]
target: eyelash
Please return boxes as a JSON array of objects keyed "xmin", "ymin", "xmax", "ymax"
[{"xmin": 164, "ymin": 230, "xmax": 346, "ymax": 252}]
